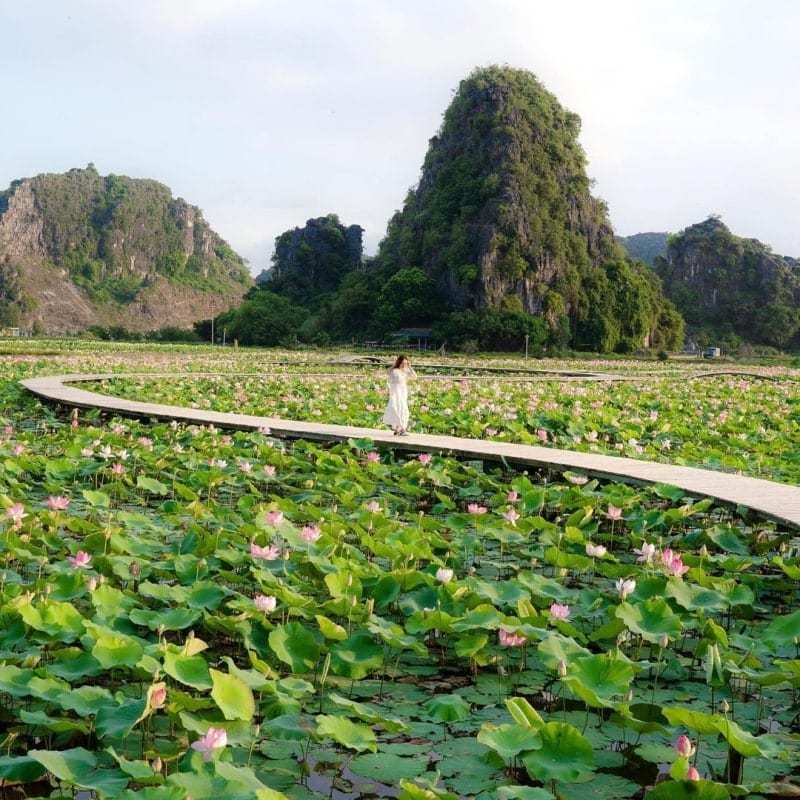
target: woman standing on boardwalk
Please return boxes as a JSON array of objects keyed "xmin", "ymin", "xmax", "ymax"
[{"xmin": 382, "ymin": 354, "xmax": 417, "ymax": 435}]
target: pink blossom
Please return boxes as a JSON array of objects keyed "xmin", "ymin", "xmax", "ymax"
[
  {"xmin": 239, "ymin": 461, "xmax": 252, "ymax": 473},
  {"xmin": 502, "ymin": 509, "xmax": 520, "ymax": 526},
  {"xmin": 254, "ymin": 594, "xmax": 277, "ymax": 613},
  {"xmin": 47, "ymin": 496, "xmax": 70, "ymax": 512},
  {"xmin": 12, "ymin": 443, "xmax": 24, "ymax": 456},
  {"xmin": 606, "ymin": 505, "xmax": 623, "ymax": 521},
  {"xmin": 67, "ymin": 551, "xmax": 92, "ymax": 569},
  {"xmin": 6, "ymin": 503, "xmax": 27, "ymax": 528},
  {"xmin": 301, "ymin": 524, "xmax": 321, "ymax": 543},
  {"xmin": 567, "ymin": 474, "xmax": 588, "ymax": 485},
  {"xmin": 263, "ymin": 464, "xmax": 276, "ymax": 477},
  {"xmin": 498, "ymin": 629, "xmax": 526, "ymax": 647},
  {"xmin": 367, "ymin": 500, "xmax": 381, "ymax": 513},
  {"xmin": 110, "ymin": 462, "xmax": 125, "ymax": 475},
  {"xmin": 250, "ymin": 542, "xmax": 281, "ymax": 560},
  {"xmin": 435, "ymin": 567, "xmax": 454, "ymax": 583},
  {"xmin": 149, "ymin": 684, "xmax": 167, "ymax": 710},
  {"xmin": 675, "ymin": 734, "xmax": 695, "ymax": 758},
  {"xmin": 686, "ymin": 766, "xmax": 700, "ymax": 781},
  {"xmin": 138, "ymin": 436, "xmax": 153, "ymax": 451},
  {"xmin": 507, "ymin": 490, "xmax": 519, "ymax": 502},
  {"xmin": 585, "ymin": 542, "xmax": 606, "ymax": 558},
  {"xmin": 662, "ymin": 548, "xmax": 690, "ymax": 577},
  {"xmin": 535, "ymin": 428, "xmax": 548, "ymax": 442},
  {"xmin": 550, "ymin": 603, "xmax": 571, "ymax": 621},
  {"xmin": 418, "ymin": 453, "xmax": 432, "ymax": 465},
  {"xmin": 634, "ymin": 542, "xmax": 657, "ymax": 563},
  {"xmin": 467, "ymin": 503, "xmax": 487, "ymax": 515},
  {"xmin": 265, "ymin": 510, "xmax": 284, "ymax": 527},
  {"xmin": 365, "ymin": 451, "xmax": 380, "ymax": 463},
  {"xmin": 190, "ymin": 726, "xmax": 228, "ymax": 761}
]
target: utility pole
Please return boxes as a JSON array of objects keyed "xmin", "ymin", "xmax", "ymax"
[{"xmin": 210, "ymin": 299, "xmax": 215, "ymax": 345}]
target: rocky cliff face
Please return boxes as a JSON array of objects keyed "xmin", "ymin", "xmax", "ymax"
[
  {"xmin": 377, "ymin": 65, "xmax": 621, "ymax": 315},
  {"xmin": 270, "ymin": 214, "xmax": 363, "ymax": 295},
  {"xmin": 0, "ymin": 167, "xmax": 252, "ymax": 333},
  {"xmin": 655, "ymin": 216, "xmax": 800, "ymax": 347}
]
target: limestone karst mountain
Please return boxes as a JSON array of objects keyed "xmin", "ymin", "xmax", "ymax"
[{"xmin": 0, "ymin": 166, "xmax": 252, "ymax": 334}]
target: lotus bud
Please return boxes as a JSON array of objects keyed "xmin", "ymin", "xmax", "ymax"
[
  {"xmin": 558, "ymin": 660, "xmax": 567, "ymax": 678},
  {"xmin": 720, "ymin": 698, "xmax": 730, "ymax": 714}
]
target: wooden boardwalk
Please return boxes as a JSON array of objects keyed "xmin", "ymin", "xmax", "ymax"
[{"xmin": 21, "ymin": 372, "xmax": 800, "ymax": 531}]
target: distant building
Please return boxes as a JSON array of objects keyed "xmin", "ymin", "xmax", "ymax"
[
  {"xmin": 390, "ymin": 327, "xmax": 435, "ymax": 351},
  {"xmin": 703, "ymin": 347, "xmax": 721, "ymax": 358}
]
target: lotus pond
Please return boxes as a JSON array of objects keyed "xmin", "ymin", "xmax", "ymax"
[{"xmin": 0, "ymin": 343, "xmax": 797, "ymax": 800}]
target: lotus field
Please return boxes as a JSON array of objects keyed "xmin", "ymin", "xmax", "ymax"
[{"xmin": 0, "ymin": 342, "xmax": 797, "ymax": 800}]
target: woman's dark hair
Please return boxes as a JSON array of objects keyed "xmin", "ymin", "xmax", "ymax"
[{"xmin": 392, "ymin": 354, "xmax": 409, "ymax": 369}]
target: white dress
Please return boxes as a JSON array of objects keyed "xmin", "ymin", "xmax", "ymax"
[{"xmin": 382, "ymin": 367, "xmax": 415, "ymax": 431}]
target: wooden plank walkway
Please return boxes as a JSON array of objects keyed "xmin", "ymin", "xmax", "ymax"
[{"xmin": 21, "ymin": 373, "xmax": 800, "ymax": 531}]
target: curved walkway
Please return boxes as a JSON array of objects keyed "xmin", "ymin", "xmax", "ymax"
[{"xmin": 21, "ymin": 372, "xmax": 800, "ymax": 530}]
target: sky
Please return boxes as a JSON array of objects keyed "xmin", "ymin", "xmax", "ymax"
[{"xmin": 2, "ymin": 0, "xmax": 799, "ymax": 274}]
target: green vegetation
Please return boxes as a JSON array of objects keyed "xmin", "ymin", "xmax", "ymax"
[{"xmin": 656, "ymin": 216, "xmax": 800, "ymax": 351}]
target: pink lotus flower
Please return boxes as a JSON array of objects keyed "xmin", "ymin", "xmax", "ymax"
[
  {"xmin": 366, "ymin": 451, "xmax": 380, "ymax": 463},
  {"xmin": 12, "ymin": 443, "xmax": 24, "ymax": 456},
  {"xmin": 239, "ymin": 461, "xmax": 252, "ymax": 473},
  {"xmin": 536, "ymin": 428, "xmax": 548, "ymax": 442},
  {"xmin": 686, "ymin": 766, "xmax": 700, "ymax": 781},
  {"xmin": 254, "ymin": 594, "xmax": 277, "ymax": 613},
  {"xmin": 366, "ymin": 501, "xmax": 381, "ymax": 513},
  {"xmin": 467, "ymin": 503, "xmax": 487, "ymax": 515},
  {"xmin": 138, "ymin": 436, "xmax": 153, "ymax": 451},
  {"xmin": 616, "ymin": 578, "xmax": 636, "ymax": 600},
  {"xmin": 265, "ymin": 510, "xmax": 284, "ymax": 527},
  {"xmin": 502, "ymin": 509, "xmax": 520, "ymax": 526},
  {"xmin": 507, "ymin": 491, "xmax": 519, "ymax": 502},
  {"xmin": 675, "ymin": 734, "xmax": 695, "ymax": 758},
  {"xmin": 47, "ymin": 496, "xmax": 70, "ymax": 512},
  {"xmin": 190, "ymin": 726, "xmax": 228, "ymax": 761},
  {"xmin": 634, "ymin": 542, "xmax": 657, "ymax": 563},
  {"xmin": 110, "ymin": 462, "xmax": 125, "ymax": 475},
  {"xmin": 6, "ymin": 503, "xmax": 27, "ymax": 528},
  {"xmin": 435, "ymin": 567, "xmax": 454, "ymax": 583},
  {"xmin": 263, "ymin": 464, "xmax": 276, "ymax": 477},
  {"xmin": 550, "ymin": 603, "xmax": 571, "ymax": 621},
  {"xmin": 662, "ymin": 548, "xmax": 690, "ymax": 577},
  {"xmin": 149, "ymin": 683, "xmax": 167, "ymax": 710},
  {"xmin": 567, "ymin": 474, "xmax": 588, "ymax": 485},
  {"xmin": 301, "ymin": 524, "xmax": 321, "ymax": 543},
  {"xmin": 585, "ymin": 542, "xmax": 607, "ymax": 558},
  {"xmin": 418, "ymin": 453, "xmax": 432, "ymax": 465},
  {"xmin": 499, "ymin": 629, "xmax": 526, "ymax": 647},
  {"xmin": 250, "ymin": 542, "xmax": 281, "ymax": 560},
  {"xmin": 606, "ymin": 505, "xmax": 623, "ymax": 520},
  {"xmin": 67, "ymin": 551, "xmax": 92, "ymax": 569}
]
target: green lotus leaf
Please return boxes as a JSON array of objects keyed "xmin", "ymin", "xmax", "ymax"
[
  {"xmin": 536, "ymin": 632, "xmax": 591, "ymax": 671},
  {"xmin": 210, "ymin": 667, "xmax": 256, "ymax": 721},
  {"xmin": 563, "ymin": 652, "xmax": 638, "ymax": 708},
  {"xmin": 644, "ymin": 779, "xmax": 731, "ymax": 799},
  {"xmin": 662, "ymin": 707, "xmax": 720, "ymax": 735},
  {"xmin": 17, "ymin": 598, "xmax": 86, "ymax": 642},
  {"xmin": 329, "ymin": 630, "xmax": 383, "ymax": 680},
  {"xmin": 30, "ymin": 747, "xmax": 130, "ymax": 795},
  {"xmin": 520, "ymin": 721, "xmax": 594, "ymax": 783},
  {"xmin": 269, "ymin": 621, "xmax": 321, "ymax": 672},
  {"xmin": 129, "ymin": 605, "xmax": 201, "ymax": 631},
  {"xmin": 615, "ymin": 598, "xmax": 683, "ymax": 644},
  {"xmin": 94, "ymin": 696, "xmax": 148, "ymax": 739},
  {"xmin": 91, "ymin": 632, "xmax": 144, "ymax": 668},
  {"xmin": 57, "ymin": 683, "xmax": 115, "ymax": 715},
  {"xmin": 496, "ymin": 787, "xmax": 555, "ymax": 800},
  {"xmin": 188, "ymin": 582, "xmax": 230, "ymax": 610},
  {"xmin": 262, "ymin": 713, "xmax": 316, "ymax": 742},
  {"xmin": 449, "ymin": 603, "xmax": 503, "ymax": 631},
  {"xmin": 761, "ymin": 608, "xmax": 800, "ymax": 651},
  {"xmin": 163, "ymin": 648, "xmax": 212, "ymax": 690},
  {"xmin": 666, "ymin": 580, "xmax": 729, "ymax": 612},
  {"xmin": 454, "ymin": 631, "xmax": 489, "ymax": 659},
  {"xmin": 136, "ymin": 475, "xmax": 169, "ymax": 495},
  {"xmin": 366, "ymin": 615, "xmax": 428, "ymax": 655},
  {"xmin": 398, "ymin": 778, "xmax": 460, "ymax": 800},
  {"xmin": 315, "ymin": 614, "xmax": 348, "ymax": 641},
  {"xmin": 20, "ymin": 708, "xmax": 91, "ymax": 734},
  {"xmin": 424, "ymin": 693, "xmax": 471, "ymax": 723},
  {"xmin": 315, "ymin": 714, "xmax": 377, "ymax": 752},
  {"xmin": 516, "ymin": 571, "xmax": 573, "ymax": 602},
  {"xmin": 0, "ymin": 665, "xmax": 69, "ymax": 702},
  {"xmin": 477, "ymin": 723, "xmax": 541, "ymax": 759},
  {"xmin": 105, "ymin": 746, "xmax": 163, "ymax": 784},
  {"xmin": 328, "ymin": 693, "xmax": 409, "ymax": 733},
  {"xmin": 714, "ymin": 716, "xmax": 783, "ymax": 758},
  {"xmin": 81, "ymin": 489, "xmax": 111, "ymax": 508},
  {"xmin": 772, "ymin": 556, "xmax": 800, "ymax": 580},
  {"xmin": 0, "ymin": 754, "xmax": 47, "ymax": 784}
]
